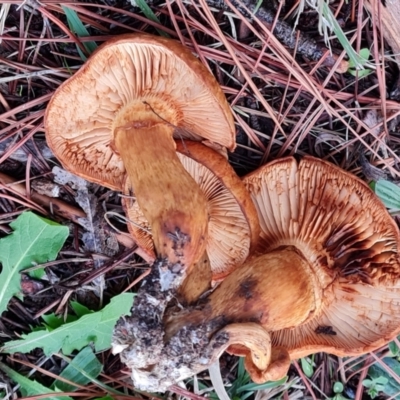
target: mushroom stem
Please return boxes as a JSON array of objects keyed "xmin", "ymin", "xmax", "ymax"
[
  {"xmin": 208, "ymin": 323, "xmax": 272, "ymax": 370},
  {"xmin": 166, "ymin": 246, "xmax": 320, "ymax": 337},
  {"xmin": 114, "ymin": 122, "xmax": 208, "ymax": 270},
  {"xmin": 207, "ymin": 323, "xmax": 291, "ymax": 383},
  {"xmin": 207, "ymin": 246, "xmax": 320, "ymax": 330}
]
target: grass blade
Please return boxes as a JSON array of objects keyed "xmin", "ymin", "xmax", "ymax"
[
  {"xmin": 61, "ymin": 6, "xmax": 98, "ymax": 60},
  {"xmin": 131, "ymin": 0, "xmax": 169, "ymax": 37}
]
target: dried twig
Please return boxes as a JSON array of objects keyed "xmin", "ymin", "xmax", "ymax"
[{"xmin": 0, "ymin": 172, "xmax": 85, "ymax": 224}]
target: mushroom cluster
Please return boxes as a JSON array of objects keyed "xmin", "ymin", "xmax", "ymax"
[
  {"xmin": 115, "ymin": 156, "xmax": 400, "ymax": 391},
  {"xmin": 45, "ymin": 33, "xmax": 400, "ymax": 394}
]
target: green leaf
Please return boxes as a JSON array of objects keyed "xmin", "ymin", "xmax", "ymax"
[
  {"xmin": 0, "ymin": 293, "xmax": 134, "ymax": 355},
  {"xmin": 374, "ymin": 179, "xmax": 400, "ymax": 210},
  {"xmin": 347, "ymin": 68, "xmax": 372, "ymax": 78},
  {"xmin": 29, "ymin": 267, "xmax": 46, "ymax": 279},
  {"xmin": 133, "ymin": 0, "xmax": 169, "ymax": 37},
  {"xmin": 359, "ymin": 48, "xmax": 371, "ymax": 61},
  {"xmin": 362, "ymin": 379, "xmax": 373, "ymax": 388},
  {"xmin": 389, "ymin": 340, "xmax": 399, "ymax": 356},
  {"xmin": 53, "ymin": 347, "xmax": 102, "ymax": 392},
  {"xmin": 369, "ymin": 181, "xmax": 376, "ymax": 191},
  {"xmin": 42, "ymin": 313, "xmax": 78, "ymax": 330},
  {"xmin": 237, "ymin": 357, "xmax": 246, "ymax": 381},
  {"xmin": 0, "ymin": 212, "xmax": 69, "ymax": 315},
  {"xmin": 0, "ymin": 361, "xmax": 73, "ymax": 400},
  {"xmin": 367, "ymin": 359, "xmax": 400, "ymax": 398},
  {"xmin": 301, "ymin": 357, "xmax": 314, "ymax": 378},
  {"xmin": 70, "ymin": 301, "xmax": 93, "ymax": 317},
  {"xmin": 61, "ymin": 6, "xmax": 97, "ymax": 60},
  {"xmin": 333, "ymin": 382, "xmax": 344, "ymax": 394},
  {"xmin": 41, "ymin": 302, "xmax": 90, "ymax": 331},
  {"xmin": 375, "ymin": 376, "xmax": 389, "ymax": 385},
  {"xmin": 236, "ymin": 376, "xmax": 287, "ymax": 393},
  {"xmin": 252, "ymin": 0, "xmax": 263, "ymax": 15},
  {"xmin": 368, "ymin": 388, "xmax": 378, "ymax": 399},
  {"xmin": 348, "ymin": 48, "xmax": 370, "ymax": 69}
]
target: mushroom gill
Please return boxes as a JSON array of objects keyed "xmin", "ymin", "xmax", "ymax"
[{"xmin": 46, "ymin": 33, "xmax": 236, "ymax": 275}]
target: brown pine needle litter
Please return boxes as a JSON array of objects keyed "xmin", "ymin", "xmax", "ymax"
[{"xmin": 1, "ymin": 0, "xmax": 400, "ymax": 399}]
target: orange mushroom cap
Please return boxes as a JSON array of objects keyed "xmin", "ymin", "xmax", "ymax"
[
  {"xmin": 45, "ymin": 33, "xmax": 235, "ymax": 191},
  {"xmin": 242, "ymin": 155, "xmax": 400, "ymax": 358}
]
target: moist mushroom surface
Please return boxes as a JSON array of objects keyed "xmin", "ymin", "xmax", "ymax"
[{"xmin": 45, "ymin": 33, "xmax": 235, "ymax": 272}]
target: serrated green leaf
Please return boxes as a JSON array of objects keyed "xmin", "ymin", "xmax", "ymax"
[
  {"xmin": 0, "ymin": 361, "xmax": 73, "ymax": 400},
  {"xmin": 0, "ymin": 293, "xmax": 134, "ymax": 355},
  {"xmin": 54, "ymin": 347, "xmax": 102, "ymax": 392},
  {"xmin": 374, "ymin": 180, "xmax": 400, "ymax": 210},
  {"xmin": 41, "ymin": 303, "xmax": 88, "ymax": 331},
  {"xmin": 0, "ymin": 212, "xmax": 69, "ymax": 315}
]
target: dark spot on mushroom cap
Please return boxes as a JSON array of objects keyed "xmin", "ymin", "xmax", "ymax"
[{"xmin": 237, "ymin": 278, "xmax": 258, "ymax": 300}]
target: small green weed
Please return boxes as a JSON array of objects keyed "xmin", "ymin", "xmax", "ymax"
[
  {"xmin": 0, "ymin": 295, "xmax": 134, "ymax": 398},
  {"xmin": 301, "ymin": 356, "xmax": 314, "ymax": 377},
  {"xmin": 331, "ymin": 382, "xmax": 350, "ymax": 400},
  {"xmin": 294, "ymin": 0, "xmax": 374, "ymax": 73},
  {"xmin": 365, "ymin": 338, "xmax": 400, "ymax": 399},
  {"xmin": 362, "ymin": 376, "xmax": 389, "ymax": 399},
  {"xmin": 347, "ymin": 48, "xmax": 372, "ymax": 77}
]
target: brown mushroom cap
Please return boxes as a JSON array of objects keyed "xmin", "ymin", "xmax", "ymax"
[
  {"xmin": 44, "ymin": 33, "xmax": 235, "ymax": 191},
  {"xmin": 123, "ymin": 140, "xmax": 260, "ymax": 281},
  {"xmin": 243, "ymin": 155, "xmax": 400, "ymax": 357}
]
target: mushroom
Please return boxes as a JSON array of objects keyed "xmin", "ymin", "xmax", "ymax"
[
  {"xmin": 125, "ymin": 155, "xmax": 400, "ymax": 391},
  {"xmin": 243, "ymin": 156, "xmax": 400, "ymax": 360},
  {"xmin": 122, "ymin": 140, "xmax": 260, "ymax": 287},
  {"xmin": 45, "ymin": 33, "xmax": 235, "ymax": 274}
]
